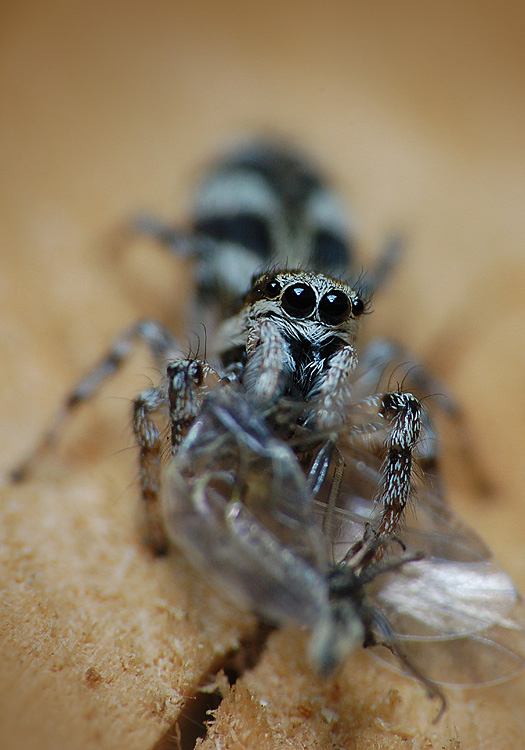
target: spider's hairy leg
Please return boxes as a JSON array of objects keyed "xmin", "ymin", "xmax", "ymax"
[
  {"xmin": 167, "ymin": 359, "xmax": 214, "ymax": 450},
  {"xmin": 357, "ymin": 337, "xmax": 492, "ymax": 495},
  {"xmin": 356, "ymin": 338, "xmax": 457, "ymax": 412},
  {"xmin": 132, "ymin": 384, "xmax": 170, "ymax": 555},
  {"xmin": 362, "ymin": 234, "xmax": 404, "ymax": 297},
  {"xmin": 350, "ymin": 391, "xmax": 422, "ymax": 560},
  {"xmin": 375, "ymin": 391, "xmax": 421, "ymax": 542},
  {"xmin": 10, "ymin": 319, "xmax": 182, "ymax": 483},
  {"xmin": 129, "ymin": 213, "xmax": 220, "ymax": 260},
  {"xmin": 133, "ymin": 358, "xmax": 220, "ymax": 555}
]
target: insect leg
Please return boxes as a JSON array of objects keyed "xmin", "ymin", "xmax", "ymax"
[
  {"xmin": 10, "ymin": 319, "xmax": 182, "ymax": 482},
  {"xmin": 370, "ymin": 608, "xmax": 447, "ymax": 723}
]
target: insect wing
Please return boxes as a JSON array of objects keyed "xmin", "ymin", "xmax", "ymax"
[
  {"xmin": 372, "ymin": 558, "xmax": 523, "ymax": 639},
  {"xmin": 371, "ymin": 596, "xmax": 525, "ymax": 687},
  {"xmin": 163, "ymin": 386, "xmax": 328, "ymax": 628},
  {"xmin": 314, "ymin": 421, "xmax": 525, "ymax": 685}
]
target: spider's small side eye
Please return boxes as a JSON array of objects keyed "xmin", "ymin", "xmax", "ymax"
[
  {"xmin": 265, "ymin": 279, "xmax": 281, "ymax": 298},
  {"xmin": 319, "ymin": 289, "xmax": 351, "ymax": 325},
  {"xmin": 351, "ymin": 296, "xmax": 365, "ymax": 317},
  {"xmin": 282, "ymin": 283, "xmax": 317, "ymax": 318}
]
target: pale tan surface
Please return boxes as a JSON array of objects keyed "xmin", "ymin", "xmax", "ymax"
[{"xmin": 1, "ymin": 2, "xmax": 525, "ymax": 748}]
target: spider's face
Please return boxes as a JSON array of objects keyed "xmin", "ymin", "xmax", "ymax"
[{"xmin": 243, "ymin": 269, "xmax": 366, "ymax": 345}]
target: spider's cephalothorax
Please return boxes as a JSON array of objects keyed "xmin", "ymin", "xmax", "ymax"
[{"xmin": 217, "ymin": 269, "xmax": 366, "ymax": 426}]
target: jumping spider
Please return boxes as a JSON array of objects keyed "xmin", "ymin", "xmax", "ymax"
[
  {"xmin": 12, "ymin": 139, "xmax": 426, "ymax": 562},
  {"xmin": 12, "ymin": 140, "xmax": 524, "ymax": 719}
]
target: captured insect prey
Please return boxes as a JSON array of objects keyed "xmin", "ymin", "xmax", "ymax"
[
  {"xmin": 165, "ymin": 384, "xmax": 525, "ymax": 720},
  {"xmin": 11, "ymin": 139, "xmax": 525, "ymax": 722}
]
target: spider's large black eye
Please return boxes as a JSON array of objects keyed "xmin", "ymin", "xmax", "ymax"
[
  {"xmin": 319, "ymin": 289, "xmax": 351, "ymax": 324},
  {"xmin": 282, "ymin": 283, "xmax": 316, "ymax": 318}
]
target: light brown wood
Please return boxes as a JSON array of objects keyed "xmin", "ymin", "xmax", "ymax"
[{"xmin": 1, "ymin": 2, "xmax": 525, "ymax": 748}]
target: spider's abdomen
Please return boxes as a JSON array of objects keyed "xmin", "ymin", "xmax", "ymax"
[{"xmin": 190, "ymin": 140, "xmax": 356, "ymax": 316}]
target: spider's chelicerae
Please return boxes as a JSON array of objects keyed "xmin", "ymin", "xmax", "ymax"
[{"xmin": 12, "ymin": 139, "xmax": 525, "ymax": 719}]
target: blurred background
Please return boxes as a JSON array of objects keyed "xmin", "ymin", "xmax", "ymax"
[{"xmin": 1, "ymin": 0, "xmax": 524, "ymax": 746}]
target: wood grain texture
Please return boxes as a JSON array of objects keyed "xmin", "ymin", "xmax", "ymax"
[{"xmin": 1, "ymin": 2, "xmax": 524, "ymax": 748}]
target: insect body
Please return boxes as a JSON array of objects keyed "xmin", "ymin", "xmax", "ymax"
[
  {"xmin": 164, "ymin": 385, "xmax": 447, "ymax": 715},
  {"xmin": 164, "ymin": 384, "xmax": 525, "ymax": 720}
]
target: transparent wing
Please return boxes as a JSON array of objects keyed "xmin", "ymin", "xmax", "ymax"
[
  {"xmin": 371, "ymin": 598, "xmax": 525, "ymax": 686},
  {"xmin": 371, "ymin": 558, "xmax": 522, "ymax": 640},
  {"xmin": 310, "ymin": 404, "xmax": 525, "ymax": 685},
  {"xmin": 163, "ymin": 386, "xmax": 329, "ymax": 627},
  {"xmin": 369, "ymin": 562, "xmax": 525, "ymax": 685}
]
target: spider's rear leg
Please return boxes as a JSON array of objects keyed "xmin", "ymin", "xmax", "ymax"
[
  {"xmin": 129, "ymin": 214, "xmax": 217, "ymax": 260},
  {"xmin": 362, "ymin": 235, "xmax": 404, "ymax": 297},
  {"xmin": 10, "ymin": 319, "xmax": 182, "ymax": 482}
]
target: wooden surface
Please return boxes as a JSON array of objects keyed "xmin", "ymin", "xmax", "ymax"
[{"xmin": 1, "ymin": 2, "xmax": 525, "ymax": 748}]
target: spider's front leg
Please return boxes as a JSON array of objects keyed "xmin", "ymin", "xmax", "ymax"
[
  {"xmin": 133, "ymin": 384, "xmax": 170, "ymax": 555},
  {"xmin": 369, "ymin": 390, "xmax": 422, "ymax": 554},
  {"xmin": 133, "ymin": 358, "xmax": 220, "ymax": 554},
  {"xmin": 167, "ymin": 360, "xmax": 210, "ymax": 450},
  {"xmin": 346, "ymin": 390, "xmax": 422, "ymax": 564},
  {"xmin": 243, "ymin": 319, "xmax": 358, "ymax": 423}
]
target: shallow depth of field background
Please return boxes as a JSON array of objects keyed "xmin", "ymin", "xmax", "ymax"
[{"xmin": 1, "ymin": 2, "xmax": 525, "ymax": 749}]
